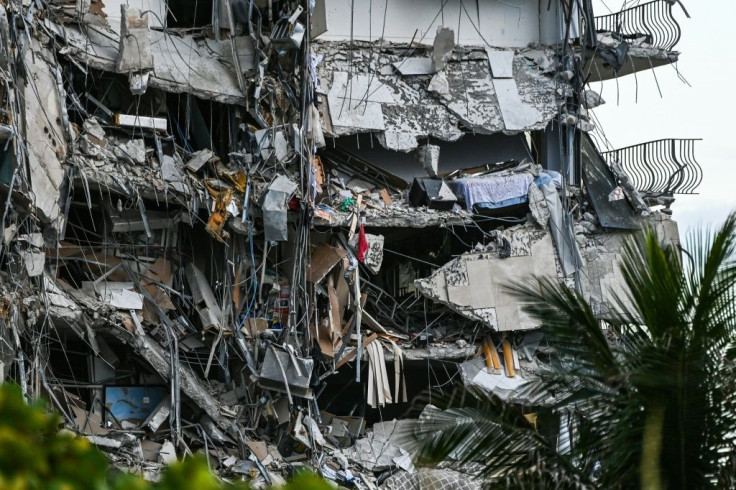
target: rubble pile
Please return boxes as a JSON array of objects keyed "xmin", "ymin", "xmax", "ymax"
[{"xmin": 0, "ymin": 0, "xmax": 695, "ymax": 487}]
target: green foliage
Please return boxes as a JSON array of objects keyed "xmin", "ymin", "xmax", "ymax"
[
  {"xmin": 280, "ymin": 472, "xmax": 336, "ymax": 490},
  {"xmin": 0, "ymin": 384, "xmax": 331, "ymax": 490},
  {"xmin": 0, "ymin": 383, "xmax": 110, "ymax": 490},
  {"xmin": 156, "ymin": 457, "xmax": 249, "ymax": 490},
  {"xmin": 405, "ymin": 214, "xmax": 736, "ymax": 489}
]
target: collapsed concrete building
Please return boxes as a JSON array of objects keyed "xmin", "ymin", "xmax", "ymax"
[{"xmin": 0, "ymin": 0, "xmax": 699, "ymax": 486}]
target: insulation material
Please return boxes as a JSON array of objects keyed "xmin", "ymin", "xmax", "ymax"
[{"xmin": 366, "ymin": 341, "xmax": 392, "ymax": 408}]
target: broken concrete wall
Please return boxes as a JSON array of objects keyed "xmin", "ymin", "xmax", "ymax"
[
  {"xmin": 44, "ymin": 20, "xmax": 251, "ymax": 104},
  {"xmin": 579, "ymin": 213, "xmax": 680, "ymax": 317},
  {"xmin": 0, "ymin": 0, "xmax": 693, "ymax": 487},
  {"xmin": 316, "ymin": 0, "xmax": 543, "ymax": 48},
  {"xmin": 314, "ymin": 42, "xmax": 562, "ymax": 151},
  {"xmin": 417, "ymin": 226, "xmax": 559, "ymax": 331},
  {"xmin": 103, "ymin": 0, "xmax": 167, "ymax": 31},
  {"xmin": 335, "ymin": 133, "xmax": 536, "ymax": 183},
  {"xmin": 22, "ymin": 39, "xmax": 68, "ymax": 233}
]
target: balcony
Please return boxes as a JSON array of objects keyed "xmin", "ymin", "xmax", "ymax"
[
  {"xmin": 595, "ymin": 0, "xmax": 682, "ymax": 51},
  {"xmin": 601, "ymin": 139, "xmax": 702, "ymax": 196},
  {"xmin": 586, "ymin": 0, "xmax": 686, "ymax": 82}
]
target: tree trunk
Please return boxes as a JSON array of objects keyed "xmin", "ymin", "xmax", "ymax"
[{"xmin": 641, "ymin": 401, "xmax": 665, "ymax": 490}]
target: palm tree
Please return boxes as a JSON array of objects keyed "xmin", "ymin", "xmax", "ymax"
[{"xmin": 404, "ymin": 214, "xmax": 736, "ymax": 489}]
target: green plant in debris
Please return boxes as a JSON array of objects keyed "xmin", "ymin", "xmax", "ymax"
[
  {"xmin": 406, "ymin": 214, "xmax": 736, "ymax": 489},
  {"xmin": 0, "ymin": 383, "xmax": 330, "ymax": 490}
]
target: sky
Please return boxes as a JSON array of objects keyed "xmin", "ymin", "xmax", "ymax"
[{"xmin": 590, "ymin": 0, "xmax": 736, "ymax": 234}]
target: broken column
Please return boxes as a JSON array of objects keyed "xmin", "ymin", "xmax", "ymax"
[
  {"xmin": 414, "ymin": 144, "xmax": 440, "ymax": 178},
  {"xmin": 117, "ymin": 6, "xmax": 154, "ymax": 94}
]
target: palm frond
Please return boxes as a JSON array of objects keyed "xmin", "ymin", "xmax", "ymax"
[{"xmin": 407, "ymin": 213, "xmax": 736, "ymax": 489}]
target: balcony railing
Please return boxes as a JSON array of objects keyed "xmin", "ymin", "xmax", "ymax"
[
  {"xmin": 601, "ymin": 139, "xmax": 702, "ymax": 195},
  {"xmin": 594, "ymin": 0, "xmax": 682, "ymax": 51}
]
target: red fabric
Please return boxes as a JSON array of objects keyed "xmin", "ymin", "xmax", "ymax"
[{"xmin": 357, "ymin": 224, "xmax": 369, "ymax": 262}]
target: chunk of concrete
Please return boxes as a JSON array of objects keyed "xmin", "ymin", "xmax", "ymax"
[
  {"xmin": 582, "ymin": 90, "xmax": 605, "ymax": 109},
  {"xmin": 185, "ymin": 149, "xmax": 216, "ymax": 173},
  {"xmin": 159, "ymin": 440, "xmax": 177, "ymax": 464},
  {"xmin": 141, "ymin": 395, "xmax": 171, "ymax": 433},
  {"xmin": 414, "ymin": 144, "xmax": 440, "ymax": 178},
  {"xmin": 116, "ymin": 6, "xmax": 154, "ymax": 73},
  {"xmin": 416, "ymin": 227, "xmax": 558, "ymax": 331},
  {"xmin": 23, "ymin": 40, "xmax": 68, "ymax": 232},
  {"xmin": 486, "ymin": 48, "xmax": 514, "ymax": 78},
  {"xmin": 21, "ymin": 251, "xmax": 45, "ymax": 277},
  {"xmin": 185, "ymin": 263, "xmax": 225, "ymax": 333},
  {"xmin": 432, "ymin": 27, "xmax": 454, "ymax": 71},
  {"xmin": 393, "ymin": 57, "xmax": 434, "ymax": 75},
  {"xmin": 161, "ymin": 155, "xmax": 188, "ymax": 193}
]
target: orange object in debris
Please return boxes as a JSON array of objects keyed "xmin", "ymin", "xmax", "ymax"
[
  {"xmin": 206, "ymin": 211, "xmax": 227, "ymax": 241},
  {"xmin": 312, "ymin": 156, "xmax": 325, "ymax": 187},
  {"xmin": 490, "ymin": 341, "xmax": 501, "ymax": 370},
  {"xmin": 482, "ymin": 339, "xmax": 493, "ymax": 370},
  {"xmin": 204, "ymin": 184, "xmax": 234, "ymax": 242},
  {"xmin": 523, "ymin": 413, "xmax": 538, "ymax": 429},
  {"xmin": 379, "ymin": 188, "xmax": 392, "ymax": 206},
  {"xmin": 483, "ymin": 337, "xmax": 501, "ymax": 371},
  {"xmin": 502, "ymin": 337, "xmax": 516, "ymax": 378},
  {"xmin": 223, "ymin": 171, "xmax": 247, "ymax": 193}
]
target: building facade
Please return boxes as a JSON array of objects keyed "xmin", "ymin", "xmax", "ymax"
[{"xmin": 0, "ymin": 0, "xmax": 697, "ymax": 485}]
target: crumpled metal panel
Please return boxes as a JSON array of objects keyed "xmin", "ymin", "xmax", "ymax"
[
  {"xmin": 262, "ymin": 175, "xmax": 298, "ymax": 242},
  {"xmin": 258, "ymin": 347, "xmax": 314, "ymax": 399},
  {"xmin": 581, "ymin": 133, "xmax": 639, "ymax": 230}
]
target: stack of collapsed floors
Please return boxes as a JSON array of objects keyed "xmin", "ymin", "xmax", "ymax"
[{"xmin": 0, "ymin": 0, "xmax": 693, "ymax": 487}]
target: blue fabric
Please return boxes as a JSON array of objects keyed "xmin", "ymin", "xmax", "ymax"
[
  {"xmin": 449, "ymin": 171, "xmax": 560, "ymax": 210},
  {"xmin": 474, "ymin": 195, "xmax": 528, "ymax": 210}
]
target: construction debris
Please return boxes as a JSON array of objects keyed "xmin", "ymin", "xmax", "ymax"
[{"xmin": 0, "ymin": 0, "xmax": 695, "ymax": 487}]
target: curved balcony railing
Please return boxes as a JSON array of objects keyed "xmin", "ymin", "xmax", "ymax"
[
  {"xmin": 595, "ymin": 0, "xmax": 681, "ymax": 51},
  {"xmin": 601, "ymin": 139, "xmax": 702, "ymax": 195}
]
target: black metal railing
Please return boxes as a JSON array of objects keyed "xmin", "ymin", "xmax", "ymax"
[
  {"xmin": 594, "ymin": 0, "xmax": 681, "ymax": 51},
  {"xmin": 601, "ymin": 139, "xmax": 702, "ymax": 195}
]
